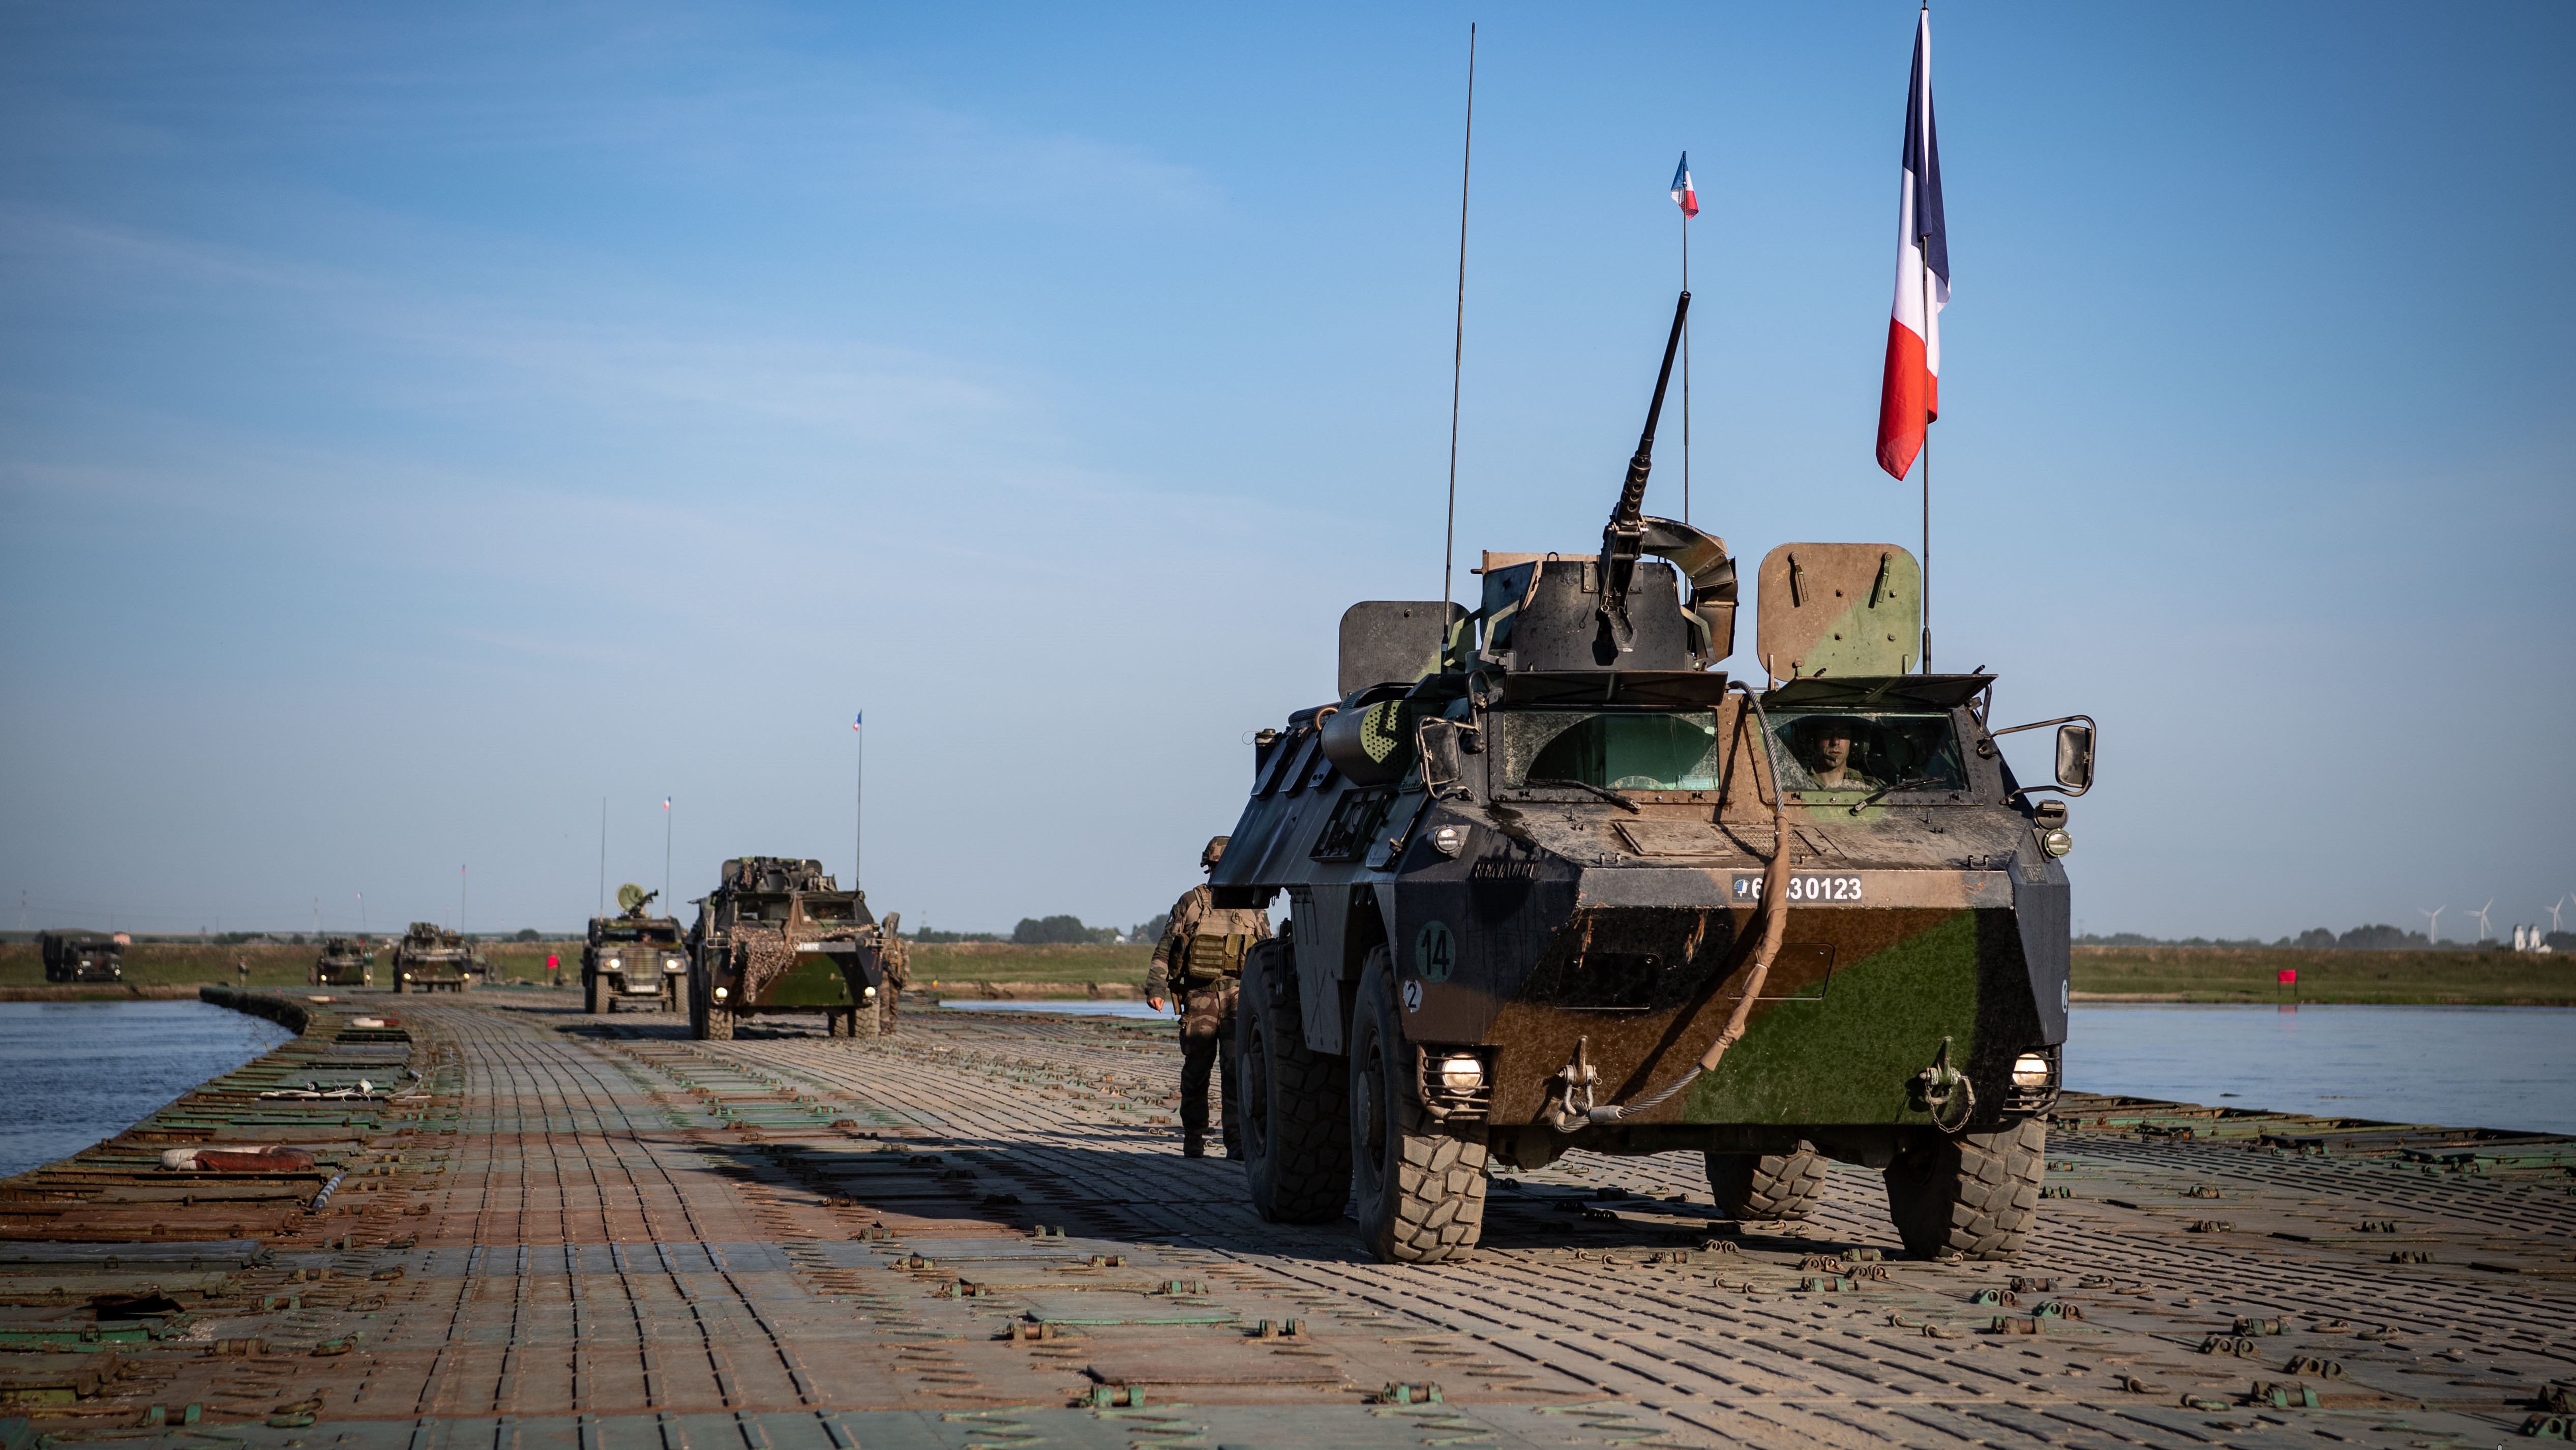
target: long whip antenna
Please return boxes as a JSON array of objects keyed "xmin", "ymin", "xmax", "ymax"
[{"xmin": 1441, "ymin": 21, "xmax": 1476, "ymax": 614}]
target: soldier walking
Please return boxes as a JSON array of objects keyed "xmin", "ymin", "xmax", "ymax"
[{"xmin": 1144, "ymin": 837, "xmax": 1271, "ymax": 1159}]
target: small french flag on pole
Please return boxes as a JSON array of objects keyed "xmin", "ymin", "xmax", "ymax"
[
  {"xmin": 1669, "ymin": 153, "xmax": 1698, "ymax": 219},
  {"xmin": 662, "ymin": 796, "xmax": 671, "ymax": 811},
  {"xmin": 852, "ymin": 712, "xmax": 863, "ymax": 730}
]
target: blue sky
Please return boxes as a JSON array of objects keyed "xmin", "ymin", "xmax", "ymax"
[{"xmin": 2, "ymin": 2, "xmax": 2569, "ymax": 941}]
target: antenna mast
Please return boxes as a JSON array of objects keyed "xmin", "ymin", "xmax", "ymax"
[{"xmin": 1440, "ymin": 22, "xmax": 1476, "ymax": 614}]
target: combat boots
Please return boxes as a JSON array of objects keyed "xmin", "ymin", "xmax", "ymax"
[{"xmin": 1183, "ymin": 1134, "xmax": 1207, "ymax": 1159}]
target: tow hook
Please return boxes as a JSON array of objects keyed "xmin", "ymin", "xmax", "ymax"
[
  {"xmin": 1910, "ymin": 1037, "xmax": 1976, "ymax": 1135},
  {"xmin": 1546, "ymin": 1037, "xmax": 1599, "ymax": 1133}
]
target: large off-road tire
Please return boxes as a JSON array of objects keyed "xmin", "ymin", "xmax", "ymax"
[
  {"xmin": 586, "ymin": 973, "xmax": 611, "ymax": 1015},
  {"xmin": 393, "ymin": 970, "xmax": 409, "ymax": 995},
  {"xmin": 1884, "ymin": 1116, "xmax": 2048, "ymax": 1261},
  {"xmin": 705, "ymin": 1003, "xmax": 735, "ymax": 1040},
  {"xmin": 1239, "ymin": 939, "xmax": 1350, "ymax": 1224},
  {"xmin": 1350, "ymin": 950, "xmax": 1488, "ymax": 1263},
  {"xmin": 1706, "ymin": 1142, "xmax": 1829, "ymax": 1221}
]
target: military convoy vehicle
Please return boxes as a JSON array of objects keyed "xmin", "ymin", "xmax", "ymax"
[
  {"xmin": 40, "ymin": 930, "xmax": 124, "ymax": 984},
  {"xmin": 585, "ymin": 884, "xmax": 687, "ymax": 1014},
  {"xmin": 390, "ymin": 922, "xmax": 481, "ymax": 992},
  {"xmin": 687, "ymin": 857, "xmax": 903, "ymax": 1040},
  {"xmin": 312, "ymin": 936, "xmax": 372, "ymax": 987},
  {"xmin": 1217, "ymin": 291, "xmax": 2096, "ymax": 1264}
]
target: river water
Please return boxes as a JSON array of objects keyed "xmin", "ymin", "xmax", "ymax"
[
  {"xmin": 0, "ymin": 1000, "xmax": 294, "ymax": 1181},
  {"xmin": 946, "ymin": 1000, "xmax": 2576, "ymax": 1138}
]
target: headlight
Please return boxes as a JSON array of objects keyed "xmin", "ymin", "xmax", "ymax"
[
  {"xmin": 604, "ymin": 957, "xmax": 621, "ymax": 969},
  {"xmin": 712, "ymin": 986, "xmax": 729, "ymax": 1001},
  {"xmin": 863, "ymin": 985, "xmax": 878, "ymax": 998},
  {"xmin": 402, "ymin": 972, "xmax": 413, "ymax": 981},
  {"xmin": 2040, "ymin": 830, "xmax": 2074, "ymax": 859},
  {"xmin": 1438, "ymin": 1053, "xmax": 1485, "ymax": 1094},
  {"xmin": 2011, "ymin": 1052, "xmax": 2052, "ymax": 1088},
  {"xmin": 665, "ymin": 958, "xmax": 685, "ymax": 971},
  {"xmin": 1431, "ymin": 824, "xmax": 1465, "ymax": 857}
]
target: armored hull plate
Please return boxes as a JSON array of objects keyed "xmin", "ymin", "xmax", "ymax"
[{"xmin": 0, "ymin": 991, "xmax": 2566, "ymax": 1448}]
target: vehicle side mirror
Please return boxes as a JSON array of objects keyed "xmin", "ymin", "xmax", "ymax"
[{"xmin": 2054, "ymin": 723, "xmax": 2094, "ymax": 793}]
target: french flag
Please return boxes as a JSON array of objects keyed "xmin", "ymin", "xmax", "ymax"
[
  {"xmin": 1875, "ymin": 9, "xmax": 1948, "ymax": 481},
  {"xmin": 1670, "ymin": 153, "xmax": 1698, "ymax": 219}
]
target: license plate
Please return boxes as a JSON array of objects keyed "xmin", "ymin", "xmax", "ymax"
[{"xmin": 1731, "ymin": 872, "xmax": 1864, "ymax": 905}]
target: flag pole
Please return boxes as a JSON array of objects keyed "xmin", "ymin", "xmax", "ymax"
[
  {"xmin": 1441, "ymin": 21, "xmax": 1475, "ymax": 614},
  {"xmin": 1681, "ymin": 200, "xmax": 1691, "ymax": 524},
  {"xmin": 1920, "ymin": 243, "xmax": 1933, "ymax": 674},
  {"xmin": 853, "ymin": 716, "xmax": 864, "ymax": 892}
]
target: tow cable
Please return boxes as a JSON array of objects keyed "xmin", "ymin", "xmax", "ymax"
[{"xmin": 1551, "ymin": 680, "xmax": 1793, "ymax": 1131}]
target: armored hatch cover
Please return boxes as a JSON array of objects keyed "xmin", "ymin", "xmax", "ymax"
[{"xmin": 1756, "ymin": 542, "xmax": 1920, "ymax": 679}]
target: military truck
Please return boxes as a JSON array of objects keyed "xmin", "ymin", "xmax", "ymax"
[
  {"xmin": 687, "ymin": 857, "xmax": 900, "ymax": 1040},
  {"xmin": 312, "ymin": 936, "xmax": 372, "ymax": 987},
  {"xmin": 40, "ymin": 930, "xmax": 124, "ymax": 984},
  {"xmin": 1218, "ymin": 292, "xmax": 2096, "ymax": 1264},
  {"xmin": 585, "ymin": 884, "xmax": 687, "ymax": 1014},
  {"xmin": 390, "ymin": 922, "xmax": 480, "ymax": 993}
]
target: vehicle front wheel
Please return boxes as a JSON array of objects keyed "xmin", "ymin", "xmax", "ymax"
[
  {"xmin": 1349, "ymin": 949, "xmax": 1487, "ymax": 1263},
  {"xmin": 586, "ymin": 974, "xmax": 611, "ymax": 1015},
  {"xmin": 1706, "ymin": 1142, "xmax": 1829, "ymax": 1221},
  {"xmin": 1239, "ymin": 940, "xmax": 1349, "ymax": 1224},
  {"xmin": 1883, "ymin": 1117, "xmax": 2047, "ymax": 1261}
]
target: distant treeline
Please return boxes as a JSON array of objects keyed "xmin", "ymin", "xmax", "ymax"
[
  {"xmin": 910, "ymin": 914, "xmax": 1167, "ymax": 947},
  {"xmin": 2079, "ymin": 926, "xmax": 2575, "ymax": 952}
]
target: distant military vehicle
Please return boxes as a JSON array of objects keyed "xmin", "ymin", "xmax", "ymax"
[
  {"xmin": 312, "ymin": 936, "xmax": 372, "ymax": 987},
  {"xmin": 391, "ymin": 922, "xmax": 479, "ymax": 993},
  {"xmin": 584, "ymin": 884, "xmax": 687, "ymax": 1014},
  {"xmin": 40, "ymin": 930, "xmax": 124, "ymax": 984},
  {"xmin": 1218, "ymin": 292, "xmax": 2095, "ymax": 1264},
  {"xmin": 687, "ymin": 857, "xmax": 900, "ymax": 1040}
]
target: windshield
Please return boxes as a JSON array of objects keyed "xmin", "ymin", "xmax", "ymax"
[
  {"xmin": 1766, "ymin": 710, "xmax": 1966, "ymax": 794},
  {"xmin": 1494, "ymin": 711, "xmax": 1723, "ymax": 791}
]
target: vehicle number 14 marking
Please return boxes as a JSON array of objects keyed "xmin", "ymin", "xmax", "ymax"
[{"xmin": 1731, "ymin": 872, "xmax": 1864, "ymax": 905}]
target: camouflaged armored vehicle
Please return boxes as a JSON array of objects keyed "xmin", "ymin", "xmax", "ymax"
[
  {"xmin": 40, "ymin": 930, "xmax": 124, "ymax": 984},
  {"xmin": 391, "ymin": 921, "xmax": 480, "ymax": 993},
  {"xmin": 585, "ymin": 884, "xmax": 687, "ymax": 1014},
  {"xmin": 312, "ymin": 935, "xmax": 372, "ymax": 987},
  {"xmin": 687, "ymin": 857, "xmax": 902, "ymax": 1040},
  {"xmin": 1220, "ymin": 293, "xmax": 2096, "ymax": 1264}
]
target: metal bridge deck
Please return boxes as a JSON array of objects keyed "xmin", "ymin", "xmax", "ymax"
[{"xmin": 2, "ymin": 990, "xmax": 2568, "ymax": 1449}]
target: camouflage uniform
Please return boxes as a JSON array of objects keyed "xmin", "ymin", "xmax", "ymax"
[
  {"xmin": 877, "ymin": 926, "xmax": 910, "ymax": 1032},
  {"xmin": 1146, "ymin": 870, "xmax": 1271, "ymax": 1158}
]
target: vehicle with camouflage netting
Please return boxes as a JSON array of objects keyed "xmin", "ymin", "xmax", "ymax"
[
  {"xmin": 1217, "ymin": 293, "xmax": 2096, "ymax": 1265},
  {"xmin": 40, "ymin": 930, "xmax": 124, "ymax": 984},
  {"xmin": 391, "ymin": 922, "xmax": 481, "ymax": 993},
  {"xmin": 585, "ymin": 884, "xmax": 687, "ymax": 1014},
  {"xmin": 312, "ymin": 936, "xmax": 372, "ymax": 987},
  {"xmin": 686, "ymin": 857, "xmax": 905, "ymax": 1040}
]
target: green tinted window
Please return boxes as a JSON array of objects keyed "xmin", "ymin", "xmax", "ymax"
[
  {"xmin": 1766, "ymin": 711, "xmax": 1965, "ymax": 794},
  {"xmin": 1494, "ymin": 711, "xmax": 1722, "ymax": 791}
]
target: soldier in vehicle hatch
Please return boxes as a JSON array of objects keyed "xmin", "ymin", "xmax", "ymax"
[{"xmin": 1144, "ymin": 836, "xmax": 1272, "ymax": 1160}]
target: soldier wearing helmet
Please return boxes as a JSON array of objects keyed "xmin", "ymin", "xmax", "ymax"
[{"xmin": 1144, "ymin": 836, "xmax": 1273, "ymax": 1159}]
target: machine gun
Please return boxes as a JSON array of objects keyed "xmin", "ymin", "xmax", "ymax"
[
  {"xmin": 1596, "ymin": 289, "xmax": 1739, "ymax": 664},
  {"xmin": 615, "ymin": 883, "xmax": 663, "ymax": 920}
]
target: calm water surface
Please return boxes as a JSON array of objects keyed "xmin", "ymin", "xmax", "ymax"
[
  {"xmin": 944, "ymin": 1000, "xmax": 2576, "ymax": 1136},
  {"xmin": 2068, "ymin": 1004, "xmax": 2575, "ymax": 1136},
  {"xmin": 0, "ymin": 1001, "xmax": 294, "ymax": 1180}
]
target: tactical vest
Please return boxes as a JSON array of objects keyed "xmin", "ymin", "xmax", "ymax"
[{"xmin": 1180, "ymin": 931, "xmax": 1251, "ymax": 984}]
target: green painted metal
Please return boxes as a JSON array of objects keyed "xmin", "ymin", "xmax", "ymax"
[{"xmin": 760, "ymin": 955, "xmax": 856, "ymax": 1008}]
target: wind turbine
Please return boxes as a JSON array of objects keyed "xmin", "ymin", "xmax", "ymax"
[
  {"xmin": 2549, "ymin": 896, "xmax": 2567, "ymax": 935},
  {"xmin": 2418, "ymin": 905, "xmax": 2445, "ymax": 944},
  {"xmin": 2468, "ymin": 899, "xmax": 2495, "ymax": 944}
]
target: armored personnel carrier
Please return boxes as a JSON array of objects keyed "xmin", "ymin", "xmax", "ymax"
[
  {"xmin": 584, "ymin": 884, "xmax": 687, "ymax": 1014},
  {"xmin": 687, "ymin": 857, "xmax": 903, "ymax": 1040},
  {"xmin": 390, "ymin": 922, "xmax": 480, "ymax": 993},
  {"xmin": 1218, "ymin": 293, "xmax": 2096, "ymax": 1264},
  {"xmin": 312, "ymin": 936, "xmax": 372, "ymax": 987},
  {"xmin": 39, "ymin": 930, "xmax": 124, "ymax": 984}
]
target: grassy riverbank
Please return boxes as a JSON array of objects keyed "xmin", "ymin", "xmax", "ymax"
[
  {"xmin": 911, "ymin": 941, "xmax": 1150, "ymax": 988},
  {"xmin": 2071, "ymin": 945, "xmax": 2574, "ymax": 1005}
]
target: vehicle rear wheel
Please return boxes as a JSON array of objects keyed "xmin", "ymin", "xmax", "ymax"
[
  {"xmin": 1350, "ymin": 949, "xmax": 1487, "ymax": 1263},
  {"xmin": 1239, "ymin": 939, "xmax": 1350, "ymax": 1224},
  {"xmin": 826, "ymin": 1008, "xmax": 852, "ymax": 1038},
  {"xmin": 1706, "ymin": 1142, "xmax": 1829, "ymax": 1221},
  {"xmin": 1883, "ymin": 1116, "xmax": 2047, "ymax": 1261},
  {"xmin": 586, "ymin": 973, "xmax": 611, "ymax": 1015}
]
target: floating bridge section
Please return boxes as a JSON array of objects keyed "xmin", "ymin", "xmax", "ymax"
[{"xmin": 0, "ymin": 990, "xmax": 2569, "ymax": 1448}]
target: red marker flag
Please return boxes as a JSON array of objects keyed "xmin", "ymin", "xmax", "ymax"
[
  {"xmin": 1875, "ymin": 9, "xmax": 1948, "ymax": 480},
  {"xmin": 2278, "ymin": 968, "xmax": 2297, "ymax": 986}
]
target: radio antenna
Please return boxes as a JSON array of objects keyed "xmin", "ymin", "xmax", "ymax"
[{"xmin": 1440, "ymin": 22, "xmax": 1476, "ymax": 615}]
